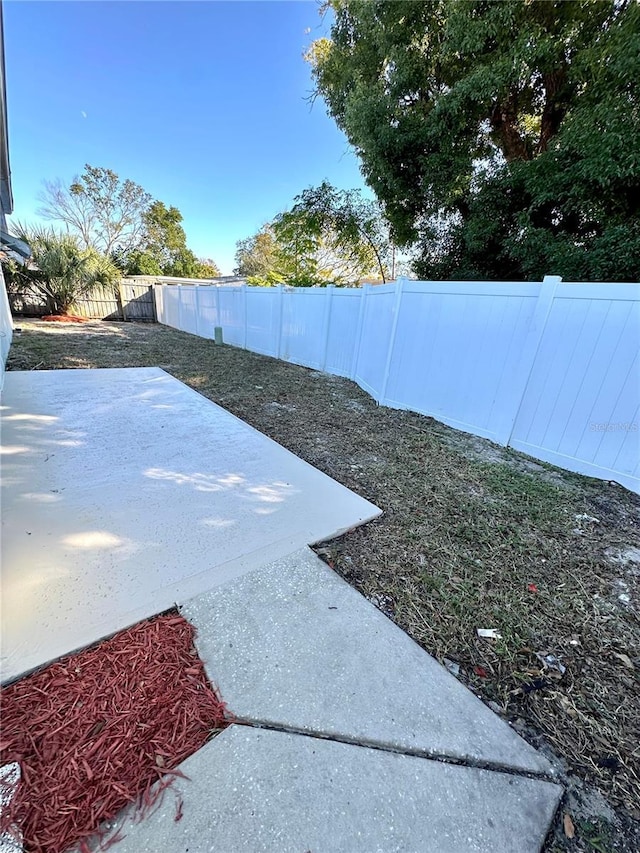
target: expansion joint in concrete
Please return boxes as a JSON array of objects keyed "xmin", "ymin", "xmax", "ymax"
[{"xmin": 229, "ymin": 716, "xmax": 559, "ymax": 786}]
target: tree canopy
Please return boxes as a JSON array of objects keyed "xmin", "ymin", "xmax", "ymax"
[
  {"xmin": 234, "ymin": 225, "xmax": 283, "ymax": 284},
  {"xmin": 308, "ymin": 0, "xmax": 640, "ymax": 281},
  {"xmin": 122, "ymin": 201, "xmax": 220, "ymax": 278},
  {"xmin": 234, "ymin": 218, "xmax": 322, "ymax": 287},
  {"xmin": 38, "ymin": 165, "xmax": 152, "ymax": 257},
  {"xmin": 235, "ymin": 182, "xmax": 395, "ymax": 286},
  {"xmin": 276, "ymin": 181, "xmax": 394, "ymax": 283},
  {"xmin": 37, "ymin": 165, "xmax": 219, "ymax": 279}
]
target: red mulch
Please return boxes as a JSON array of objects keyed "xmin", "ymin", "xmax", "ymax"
[
  {"xmin": 0, "ymin": 613, "xmax": 228, "ymax": 853},
  {"xmin": 41, "ymin": 315, "xmax": 90, "ymax": 323}
]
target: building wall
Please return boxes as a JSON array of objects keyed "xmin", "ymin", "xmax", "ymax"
[{"xmin": 0, "ymin": 262, "xmax": 13, "ymax": 385}]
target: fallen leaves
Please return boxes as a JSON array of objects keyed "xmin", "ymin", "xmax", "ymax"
[{"xmin": 563, "ymin": 813, "xmax": 575, "ymax": 839}]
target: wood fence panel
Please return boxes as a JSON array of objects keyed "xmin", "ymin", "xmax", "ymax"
[
  {"xmin": 8, "ymin": 280, "xmax": 156, "ymax": 322},
  {"xmin": 117, "ymin": 283, "xmax": 155, "ymax": 321},
  {"xmin": 72, "ymin": 293, "xmax": 121, "ymax": 320}
]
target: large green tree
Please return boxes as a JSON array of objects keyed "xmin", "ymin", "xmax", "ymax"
[
  {"xmin": 119, "ymin": 202, "xmax": 220, "ymax": 278},
  {"xmin": 234, "ymin": 225, "xmax": 280, "ymax": 280},
  {"xmin": 308, "ymin": 0, "xmax": 640, "ymax": 281},
  {"xmin": 234, "ymin": 218, "xmax": 320, "ymax": 287},
  {"xmin": 276, "ymin": 181, "xmax": 395, "ymax": 283},
  {"xmin": 235, "ymin": 183, "xmax": 396, "ymax": 286}
]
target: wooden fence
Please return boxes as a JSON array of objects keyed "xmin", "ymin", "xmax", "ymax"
[{"xmin": 8, "ymin": 280, "xmax": 157, "ymax": 322}]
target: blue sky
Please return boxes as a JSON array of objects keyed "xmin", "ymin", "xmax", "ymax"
[{"xmin": 4, "ymin": 1, "xmax": 369, "ymax": 273}]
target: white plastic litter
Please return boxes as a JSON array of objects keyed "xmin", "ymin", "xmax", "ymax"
[{"xmin": 477, "ymin": 628, "xmax": 502, "ymax": 640}]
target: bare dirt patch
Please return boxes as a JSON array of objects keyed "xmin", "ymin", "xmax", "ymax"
[{"xmin": 7, "ymin": 319, "xmax": 640, "ymax": 852}]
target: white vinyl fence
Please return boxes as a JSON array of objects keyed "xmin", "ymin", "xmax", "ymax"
[{"xmin": 154, "ymin": 277, "xmax": 640, "ymax": 494}]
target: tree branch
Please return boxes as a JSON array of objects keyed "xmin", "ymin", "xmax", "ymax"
[{"xmin": 490, "ymin": 91, "xmax": 531, "ymax": 162}]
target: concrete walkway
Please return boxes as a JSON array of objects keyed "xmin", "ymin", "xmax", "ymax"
[
  {"xmin": 2, "ymin": 368, "xmax": 562, "ymax": 850},
  {"xmin": 112, "ymin": 727, "xmax": 560, "ymax": 853},
  {"xmin": 111, "ymin": 548, "xmax": 562, "ymax": 852},
  {"xmin": 183, "ymin": 548, "xmax": 550, "ymax": 774},
  {"xmin": 1, "ymin": 368, "xmax": 379, "ymax": 682}
]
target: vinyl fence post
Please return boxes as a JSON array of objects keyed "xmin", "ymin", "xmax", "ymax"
[
  {"xmin": 321, "ymin": 285, "xmax": 335, "ymax": 372},
  {"xmin": 242, "ymin": 283, "xmax": 248, "ymax": 349},
  {"xmin": 177, "ymin": 285, "xmax": 185, "ymax": 331},
  {"xmin": 378, "ymin": 277, "xmax": 405, "ymax": 405},
  {"xmin": 194, "ymin": 285, "xmax": 201, "ymax": 337},
  {"xmin": 350, "ymin": 283, "xmax": 370, "ymax": 381},
  {"xmin": 215, "ymin": 284, "xmax": 221, "ymax": 330},
  {"xmin": 496, "ymin": 274, "xmax": 562, "ymax": 447},
  {"xmin": 275, "ymin": 284, "xmax": 284, "ymax": 359}
]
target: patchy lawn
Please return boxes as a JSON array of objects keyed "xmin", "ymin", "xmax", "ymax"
[{"xmin": 7, "ymin": 319, "xmax": 640, "ymax": 852}]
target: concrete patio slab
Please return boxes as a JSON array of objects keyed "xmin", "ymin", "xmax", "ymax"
[
  {"xmin": 183, "ymin": 547, "xmax": 552, "ymax": 775},
  {"xmin": 110, "ymin": 725, "xmax": 562, "ymax": 853},
  {"xmin": 0, "ymin": 368, "xmax": 380, "ymax": 682}
]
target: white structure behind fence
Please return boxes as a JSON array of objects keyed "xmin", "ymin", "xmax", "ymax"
[{"xmin": 154, "ymin": 278, "xmax": 640, "ymax": 494}]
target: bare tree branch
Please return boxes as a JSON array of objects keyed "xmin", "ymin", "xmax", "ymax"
[{"xmin": 37, "ymin": 166, "xmax": 152, "ymax": 257}]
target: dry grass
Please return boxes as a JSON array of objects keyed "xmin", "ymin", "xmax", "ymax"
[{"xmin": 7, "ymin": 318, "xmax": 640, "ymax": 851}]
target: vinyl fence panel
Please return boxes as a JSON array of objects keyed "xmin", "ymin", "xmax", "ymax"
[
  {"xmin": 176, "ymin": 286, "xmax": 198, "ymax": 336},
  {"xmin": 353, "ymin": 284, "xmax": 396, "ymax": 399},
  {"xmin": 163, "ymin": 286, "xmax": 181, "ymax": 330},
  {"xmin": 218, "ymin": 287, "xmax": 245, "ymax": 348},
  {"xmin": 153, "ymin": 279, "xmax": 640, "ymax": 494},
  {"xmin": 324, "ymin": 288, "xmax": 362, "ymax": 377},
  {"xmin": 246, "ymin": 286, "xmax": 281, "ymax": 357},
  {"xmin": 381, "ymin": 281, "xmax": 540, "ymax": 442},
  {"xmin": 509, "ymin": 283, "xmax": 640, "ymax": 487},
  {"xmin": 195, "ymin": 286, "xmax": 219, "ymax": 340},
  {"xmin": 279, "ymin": 288, "xmax": 331, "ymax": 369}
]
